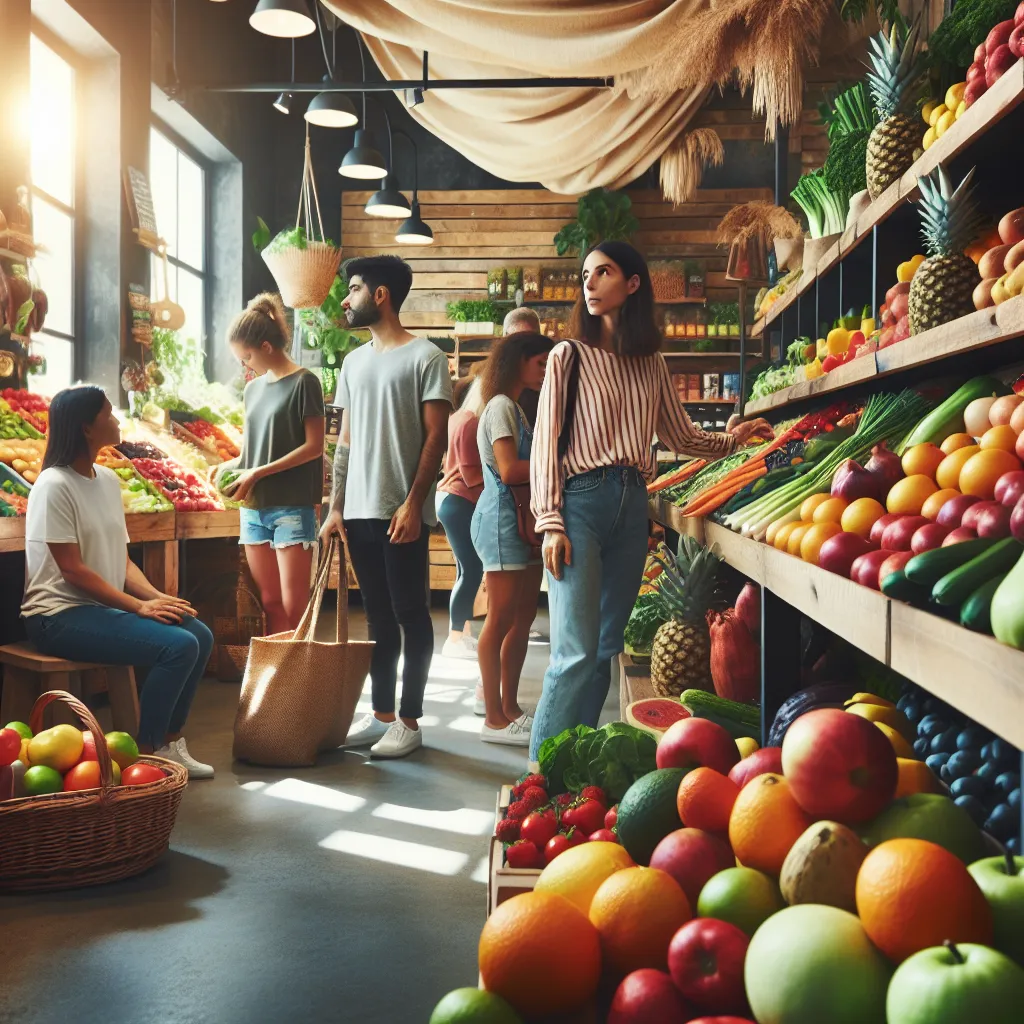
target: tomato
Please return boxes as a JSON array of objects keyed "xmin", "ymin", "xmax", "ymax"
[
  {"xmin": 122, "ymin": 763, "xmax": 166, "ymax": 786},
  {"xmin": 64, "ymin": 759, "xmax": 121, "ymax": 791},
  {"xmin": 0, "ymin": 727, "xmax": 22, "ymax": 766}
]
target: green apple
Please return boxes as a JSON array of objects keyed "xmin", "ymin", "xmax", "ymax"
[
  {"xmin": 860, "ymin": 793, "xmax": 984, "ymax": 863},
  {"xmin": 745, "ymin": 904, "xmax": 891, "ymax": 1024},
  {"xmin": 697, "ymin": 866, "xmax": 783, "ymax": 937},
  {"xmin": 887, "ymin": 941, "xmax": 1024, "ymax": 1024},
  {"xmin": 968, "ymin": 855, "xmax": 1024, "ymax": 965}
]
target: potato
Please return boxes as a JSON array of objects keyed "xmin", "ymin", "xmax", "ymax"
[
  {"xmin": 973, "ymin": 277, "xmax": 999, "ymax": 309},
  {"xmin": 1004, "ymin": 239, "xmax": 1024, "ymax": 273},
  {"xmin": 979, "ymin": 245, "xmax": 1012, "ymax": 279},
  {"xmin": 999, "ymin": 208, "xmax": 1024, "ymax": 246}
]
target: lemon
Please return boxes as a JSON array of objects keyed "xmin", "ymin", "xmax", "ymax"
[
  {"xmin": 922, "ymin": 126, "xmax": 937, "ymax": 150},
  {"xmin": 736, "ymin": 736, "xmax": 760, "ymax": 758},
  {"xmin": 927, "ymin": 102, "xmax": 947, "ymax": 127},
  {"xmin": 955, "ymin": 100, "xmax": 967, "ymax": 120},
  {"xmin": 921, "ymin": 100, "xmax": 937, "ymax": 125},
  {"xmin": 534, "ymin": 840, "xmax": 634, "ymax": 915},
  {"xmin": 935, "ymin": 110, "xmax": 955, "ymax": 137},
  {"xmin": 944, "ymin": 82, "xmax": 966, "ymax": 110}
]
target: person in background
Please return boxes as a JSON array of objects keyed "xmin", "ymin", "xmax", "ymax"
[
  {"xmin": 21, "ymin": 386, "xmax": 215, "ymax": 778},
  {"xmin": 321, "ymin": 255, "xmax": 453, "ymax": 760},
  {"xmin": 472, "ymin": 332, "xmax": 553, "ymax": 746},
  {"xmin": 528, "ymin": 241, "xmax": 773, "ymax": 764},
  {"xmin": 219, "ymin": 293, "xmax": 326, "ymax": 636},
  {"xmin": 503, "ymin": 307, "xmax": 542, "ymax": 426},
  {"xmin": 437, "ymin": 377, "xmax": 486, "ymax": 662}
]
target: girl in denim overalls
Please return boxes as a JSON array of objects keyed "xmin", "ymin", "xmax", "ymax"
[{"xmin": 471, "ymin": 332, "xmax": 554, "ymax": 747}]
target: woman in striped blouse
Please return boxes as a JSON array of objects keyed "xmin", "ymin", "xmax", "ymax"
[{"xmin": 528, "ymin": 240, "xmax": 773, "ymax": 761}]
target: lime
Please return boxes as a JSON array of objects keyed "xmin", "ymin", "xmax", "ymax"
[
  {"xmin": 429, "ymin": 989, "xmax": 522, "ymax": 1024},
  {"xmin": 23, "ymin": 765, "xmax": 64, "ymax": 796},
  {"xmin": 4, "ymin": 721, "xmax": 32, "ymax": 740},
  {"xmin": 104, "ymin": 731, "xmax": 139, "ymax": 769}
]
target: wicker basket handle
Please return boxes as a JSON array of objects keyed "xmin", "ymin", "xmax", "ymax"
[{"xmin": 29, "ymin": 690, "xmax": 117, "ymax": 792}]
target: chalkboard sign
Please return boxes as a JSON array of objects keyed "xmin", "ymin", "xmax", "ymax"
[{"xmin": 124, "ymin": 166, "xmax": 159, "ymax": 240}]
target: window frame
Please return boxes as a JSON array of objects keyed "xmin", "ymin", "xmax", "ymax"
[{"xmin": 149, "ymin": 119, "xmax": 212, "ymax": 346}]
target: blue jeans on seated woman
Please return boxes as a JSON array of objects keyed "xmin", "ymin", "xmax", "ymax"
[{"xmin": 23, "ymin": 606, "xmax": 214, "ymax": 750}]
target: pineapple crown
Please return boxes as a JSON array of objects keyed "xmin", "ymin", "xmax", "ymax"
[
  {"xmin": 865, "ymin": 19, "xmax": 926, "ymax": 119},
  {"xmin": 652, "ymin": 536, "xmax": 727, "ymax": 624},
  {"xmin": 916, "ymin": 164, "xmax": 986, "ymax": 259}
]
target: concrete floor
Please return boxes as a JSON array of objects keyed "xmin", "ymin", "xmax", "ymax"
[{"xmin": 0, "ymin": 603, "xmax": 616, "ymax": 1024}]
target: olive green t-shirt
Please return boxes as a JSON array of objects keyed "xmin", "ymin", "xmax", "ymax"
[{"xmin": 238, "ymin": 368, "xmax": 325, "ymax": 509}]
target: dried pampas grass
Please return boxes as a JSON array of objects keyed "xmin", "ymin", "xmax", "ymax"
[
  {"xmin": 717, "ymin": 201, "xmax": 802, "ymax": 247},
  {"xmin": 660, "ymin": 129, "xmax": 725, "ymax": 206}
]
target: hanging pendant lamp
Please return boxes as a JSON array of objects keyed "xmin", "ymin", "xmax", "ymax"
[
  {"xmin": 396, "ymin": 200, "xmax": 433, "ymax": 245},
  {"xmin": 306, "ymin": 88, "xmax": 358, "ymax": 128},
  {"xmin": 339, "ymin": 129, "xmax": 386, "ymax": 179},
  {"xmin": 365, "ymin": 176, "xmax": 412, "ymax": 219},
  {"xmin": 249, "ymin": 0, "xmax": 315, "ymax": 39}
]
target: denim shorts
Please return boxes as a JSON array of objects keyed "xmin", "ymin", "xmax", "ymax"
[
  {"xmin": 471, "ymin": 490, "xmax": 538, "ymax": 572},
  {"xmin": 238, "ymin": 506, "xmax": 318, "ymax": 549}
]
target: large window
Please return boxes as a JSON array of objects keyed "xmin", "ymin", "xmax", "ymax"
[
  {"xmin": 29, "ymin": 34, "xmax": 76, "ymax": 393},
  {"xmin": 150, "ymin": 127, "xmax": 207, "ymax": 344}
]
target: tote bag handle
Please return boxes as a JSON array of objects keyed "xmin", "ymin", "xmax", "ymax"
[{"xmin": 291, "ymin": 534, "xmax": 349, "ymax": 643}]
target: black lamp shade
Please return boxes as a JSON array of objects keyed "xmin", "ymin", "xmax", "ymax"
[
  {"xmin": 249, "ymin": 0, "xmax": 315, "ymax": 39},
  {"xmin": 305, "ymin": 91, "xmax": 358, "ymax": 128},
  {"xmin": 339, "ymin": 129, "xmax": 387, "ymax": 180},
  {"xmin": 395, "ymin": 201, "xmax": 433, "ymax": 245},
  {"xmin": 273, "ymin": 91, "xmax": 292, "ymax": 115},
  {"xmin": 365, "ymin": 179, "xmax": 412, "ymax": 219}
]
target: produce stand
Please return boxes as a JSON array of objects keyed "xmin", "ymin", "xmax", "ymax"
[
  {"xmin": 617, "ymin": 652, "xmax": 655, "ymax": 722},
  {"xmin": 486, "ymin": 784, "xmax": 540, "ymax": 916}
]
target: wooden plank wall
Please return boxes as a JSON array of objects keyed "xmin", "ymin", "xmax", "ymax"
[{"xmin": 342, "ymin": 186, "xmax": 773, "ymax": 337}]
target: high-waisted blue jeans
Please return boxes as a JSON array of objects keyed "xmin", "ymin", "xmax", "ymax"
[
  {"xmin": 437, "ymin": 492, "xmax": 484, "ymax": 632},
  {"xmin": 530, "ymin": 466, "xmax": 649, "ymax": 760},
  {"xmin": 24, "ymin": 606, "xmax": 214, "ymax": 749}
]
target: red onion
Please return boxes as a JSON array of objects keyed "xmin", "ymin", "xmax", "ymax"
[
  {"xmin": 865, "ymin": 443, "xmax": 904, "ymax": 501},
  {"xmin": 734, "ymin": 582, "xmax": 760, "ymax": 638},
  {"xmin": 831, "ymin": 458, "xmax": 882, "ymax": 502}
]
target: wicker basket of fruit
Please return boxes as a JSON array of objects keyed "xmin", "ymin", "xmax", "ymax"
[{"xmin": 0, "ymin": 691, "xmax": 188, "ymax": 893}]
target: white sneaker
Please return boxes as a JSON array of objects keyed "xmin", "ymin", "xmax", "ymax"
[
  {"xmin": 473, "ymin": 684, "xmax": 486, "ymax": 717},
  {"xmin": 370, "ymin": 720, "xmax": 423, "ymax": 759},
  {"xmin": 344, "ymin": 713, "xmax": 391, "ymax": 748},
  {"xmin": 442, "ymin": 635, "xmax": 478, "ymax": 660},
  {"xmin": 481, "ymin": 717, "xmax": 531, "ymax": 747},
  {"xmin": 156, "ymin": 738, "xmax": 214, "ymax": 779}
]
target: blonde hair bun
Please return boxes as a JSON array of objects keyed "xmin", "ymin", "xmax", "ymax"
[{"xmin": 229, "ymin": 292, "xmax": 292, "ymax": 350}]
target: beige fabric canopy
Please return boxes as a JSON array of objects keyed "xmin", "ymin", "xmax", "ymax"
[{"xmin": 324, "ymin": 0, "xmax": 711, "ymax": 196}]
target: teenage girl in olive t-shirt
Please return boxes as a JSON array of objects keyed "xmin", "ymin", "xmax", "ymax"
[{"xmin": 218, "ymin": 293, "xmax": 326, "ymax": 634}]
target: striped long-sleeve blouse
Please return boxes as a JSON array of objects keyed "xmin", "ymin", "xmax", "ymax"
[{"xmin": 530, "ymin": 340, "xmax": 736, "ymax": 534}]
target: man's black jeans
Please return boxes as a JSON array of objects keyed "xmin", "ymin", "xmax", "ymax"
[{"xmin": 344, "ymin": 518, "xmax": 433, "ymax": 720}]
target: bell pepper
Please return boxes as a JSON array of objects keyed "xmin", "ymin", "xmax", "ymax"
[
  {"xmin": 804, "ymin": 358, "xmax": 824, "ymax": 380},
  {"xmin": 826, "ymin": 327, "xmax": 850, "ymax": 356}
]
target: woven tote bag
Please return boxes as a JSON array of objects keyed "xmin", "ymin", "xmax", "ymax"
[{"xmin": 232, "ymin": 537, "xmax": 373, "ymax": 766}]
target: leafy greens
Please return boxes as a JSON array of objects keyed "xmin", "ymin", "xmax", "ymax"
[{"xmin": 539, "ymin": 721, "xmax": 658, "ymax": 802}]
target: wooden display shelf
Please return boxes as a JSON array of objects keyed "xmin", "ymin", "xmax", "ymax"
[
  {"xmin": 176, "ymin": 509, "xmax": 241, "ymax": 540},
  {"xmin": 750, "ymin": 58, "xmax": 1024, "ymax": 339},
  {"xmin": 744, "ymin": 295, "xmax": 1024, "ymax": 416},
  {"xmin": 0, "ymin": 518, "xmax": 24, "ymax": 554},
  {"xmin": 126, "ymin": 511, "xmax": 176, "ymax": 543},
  {"xmin": 649, "ymin": 501, "xmax": 1024, "ymax": 748},
  {"xmin": 618, "ymin": 652, "xmax": 655, "ymax": 721},
  {"xmin": 487, "ymin": 784, "xmax": 540, "ymax": 917}
]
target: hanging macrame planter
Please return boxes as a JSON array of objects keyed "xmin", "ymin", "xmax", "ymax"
[{"xmin": 262, "ymin": 127, "xmax": 343, "ymax": 310}]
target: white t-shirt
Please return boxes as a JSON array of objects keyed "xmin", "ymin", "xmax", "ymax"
[{"xmin": 22, "ymin": 465, "xmax": 130, "ymax": 618}]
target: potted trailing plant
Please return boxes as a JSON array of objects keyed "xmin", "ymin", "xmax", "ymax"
[
  {"xmin": 296, "ymin": 275, "xmax": 364, "ymax": 400},
  {"xmin": 553, "ymin": 188, "xmax": 640, "ymax": 257},
  {"xmin": 446, "ymin": 299, "xmax": 502, "ymax": 335}
]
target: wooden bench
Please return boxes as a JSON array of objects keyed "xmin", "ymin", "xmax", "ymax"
[{"xmin": 0, "ymin": 644, "xmax": 140, "ymax": 733}]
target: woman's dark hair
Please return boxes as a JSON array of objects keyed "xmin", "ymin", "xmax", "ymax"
[
  {"xmin": 479, "ymin": 332, "xmax": 554, "ymax": 404},
  {"xmin": 568, "ymin": 240, "xmax": 662, "ymax": 357},
  {"xmin": 42, "ymin": 385, "xmax": 108, "ymax": 470},
  {"xmin": 228, "ymin": 292, "xmax": 291, "ymax": 350}
]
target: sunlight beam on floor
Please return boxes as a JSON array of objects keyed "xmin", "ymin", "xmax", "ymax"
[
  {"xmin": 262, "ymin": 778, "xmax": 367, "ymax": 813},
  {"xmin": 470, "ymin": 856, "xmax": 489, "ymax": 884},
  {"xmin": 372, "ymin": 802, "xmax": 494, "ymax": 836},
  {"xmin": 447, "ymin": 715, "xmax": 488, "ymax": 734},
  {"xmin": 318, "ymin": 830, "xmax": 469, "ymax": 876}
]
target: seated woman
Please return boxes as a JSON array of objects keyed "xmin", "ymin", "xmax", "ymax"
[{"xmin": 21, "ymin": 385, "xmax": 215, "ymax": 778}]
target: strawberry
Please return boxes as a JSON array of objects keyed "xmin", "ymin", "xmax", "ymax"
[
  {"xmin": 581, "ymin": 785, "xmax": 608, "ymax": 807},
  {"xmin": 544, "ymin": 833, "xmax": 571, "ymax": 864},
  {"xmin": 605, "ymin": 804, "xmax": 619, "ymax": 830},
  {"xmin": 506, "ymin": 800, "xmax": 531, "ymax": 820},
  {"xmin": 495, "ymin": 817, "xmax": 521, "ymax": 844},
  {"xmin": 568, "ymin": 798, "xmax": 606, "ymax": 836},
  {"xmin": 512, "ymin": 773, "xmax": 547, "ymax": 797},
  {"xmin": 506, "ymin": 840, "xmax": 542, "ymax": 869},
  {"xmin": 520, "ymin": 807, "xmax": 559, "ymax": 848},
  {"xmin": 555, "ymin": 792, "xmax": 574, "ymax": 808},
  {"xmin": 518, "ymin": 785, "xmax": 549, "ymax": 812}
]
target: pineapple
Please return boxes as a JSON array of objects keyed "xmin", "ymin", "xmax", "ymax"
[
  {"xmin": 650, "ymin": 537, "xmax": 722, "ymax": 698},
  {"xmin": 865, "ymin": 21, "xmax": 926, "ymax": 200},
  {"xmin": 908, "ymin": 165, "xmax": 985, "ymax": 335}
]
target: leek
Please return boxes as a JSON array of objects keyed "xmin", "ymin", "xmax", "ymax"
[{"xmin": 792, "ymin": 169, "xmax": 849, "ymax": 239}]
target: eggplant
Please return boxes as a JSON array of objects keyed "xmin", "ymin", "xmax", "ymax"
[{"xmin": 767, "ymin": 682, "xmax": 861, "ymax": 747}]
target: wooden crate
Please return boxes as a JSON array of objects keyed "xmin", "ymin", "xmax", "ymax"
[
  {"xmin": 618, "ymin": 652, "xmax": 656, "ymax": 721},
  {"xmin": 487, "ymin": 785, "xmax": 541, "ymax": 917}
]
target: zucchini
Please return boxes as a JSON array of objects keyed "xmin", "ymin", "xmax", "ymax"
[
  {"xmin": 905, "ymin": 538, "xmax": 997, "ymax": 587},
  {"xmin": 931, "ymin": 538, "xmax": 1023, "ymax": 608},
  {"xmin": 959, "ymin": 572, "xmax": 1008, "ymax": 634},
  {"xmin": 899, "ymin": 376, "xmax": 1008, "ymax": 452},
  {"xmin": 679, "ymin": 689, "xmax": 760, "ymax": 740},
  {"xmin": 880, "ymin": 569, "xmax": 929, "ymax": 604}
]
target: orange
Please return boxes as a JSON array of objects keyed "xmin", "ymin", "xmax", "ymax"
[
  {"xmin": 786, "ymin": 523, "xmax": 812, "ymax": 556},
  {"xmin": 799, "ymin": 522, "xmax": 842, "ymax": 564},
  {"xmin": 799, "ymin": 493, "xmax": 832, "ymax": 522},
  {"xmin": 901, "ymin": 443, "xmax": 945, "ymax": 479},
  {"xmin": 886, "ymin": 474, "xmax": 938, "ymax": 515},
  {"xmin": 480, "ymin": 891, "xmax": 602, "ymax": 1018},
  {"xmin": 895, "ymin": 757, "xmax": 941, "ymax": 798},
  {"xmin": 920, "ymin": 487, "xmax": 961, "ymax": 520},
  {"xmin": 589, "ymin": 866, "xmax": 691, "ymax": 974},
  {"xmin": 936, "ymin": 445, "xmax": 981, "ymax": 490},
  {"xmin": 958, "ymin": 448, "xmax": 1022, "ymax": 499},
  {"xmin": 840, "ymin": 497, "xmax": 887, "ymax": 539},
  {"xmin": 534, "ymin": 841, "xmax": 635, "ymax": 915},
  {"xmin": 979, "ymin": 424, "xmax": 1019, "ymax": 453},
  {"xmin": 940, "ymin": 432, "xmax": 976, "ymax": 455},
  {"xmin": 855, "ymin": 838, "xmax": 993, "ymax": 962},
  {"xmin": 773, "ymin": 522, "xmax": 801, "ymax": 551},
  {"xmin": 811, "ymin": 497, "xmax": 848, "ymax": 525},
  {"xmin": 728, "ymin": 773, "xmax": 813, "ymax": 876},
  {"xmin": 676, "ymin": 766, "xmax": 741, "ymax": 833}
]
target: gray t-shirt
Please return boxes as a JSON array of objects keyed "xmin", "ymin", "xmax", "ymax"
[
  {"xmin": 336, "ymin": 337, "xmax": 453, "ymax": 525},
  {"xmin": 239, "ymin": 368, "xmax": 326, "ymax": 509},
  {"xmin": 477, "ymin": 395, "xmax": 522, "ymax": 476}
]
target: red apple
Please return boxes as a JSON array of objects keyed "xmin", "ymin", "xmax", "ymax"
[
  {"xmin": 881, "ymin": 515, "xmax": 929, "ymax": 551},
  {"xmin": 669, "ymin": 918, "xmax": 751, "ymax": 1016},
  {"xmin": 987, "ymin": 19, "xmax": 1015, "ymax": 53},
  {"xmin": 650, "ymin": 828, "xmax": 736, "ymax": 908},
  {"xmin": 911, "ymin": 522, "xmax": 951, "ymax": 553},
  {"xmin": 963, "ymin": 500, "xmax": 1002, "ymax": 532},
  {"xmin": 878, "ymin": 550, "xmax": 914, "ymax": 585},
  {"xmin": 937, "ymin": 494, "xmax": 981, "ymax": 527},
  {"xmin": 781, "ymin": 708, "xmax": 898, "ymax": 824},
  {"xmin": 942, "ymin": 526, "xmax": 978, "ymax": 545},
  {"xmin": 995, "ymin": 470, "xmax": 1024, "ymax": 507},
  {"xmin": 608, "ymin": 969, "xmax": 694, "ymax": 1024},
  {"xmin": 79, "ymin": 730, "xmax": 99, "ymax": 762},
  {"xmin": 964, "ymin": 77, "xmax": 988, "ymax": 107},
  {"xmin": 987, "ymin": 44, "xmax": 1017, "ymax": 87},
  {"xmin": 869, "ymin": 513, "xmax": 903, "ymax": 545},
  {"xmin": 728, "ymin": 747, "xmax": 783, "ymax": 789},
  {"xmin": 1011, "ymin": 495, "xmax": 1024, "ymax": 542},
  {"xmin": 851, "ymin": 549, "xmax": 895, "ymax": 589},
  {"xmin": 657, "ymin": 717, "xmax": 740, "ymax": 775},
  {"xmin": 976, "ymin": 502, "xmax": 1012, "ymax": 539},
  {"xmin": 816, "ymin": 533, "xmax": 874, "ymax": 578}
]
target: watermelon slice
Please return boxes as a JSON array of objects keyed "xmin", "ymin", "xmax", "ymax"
[{"xmin": 626, "ymin": 698, "xmax": 690, "ymax": 737}]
